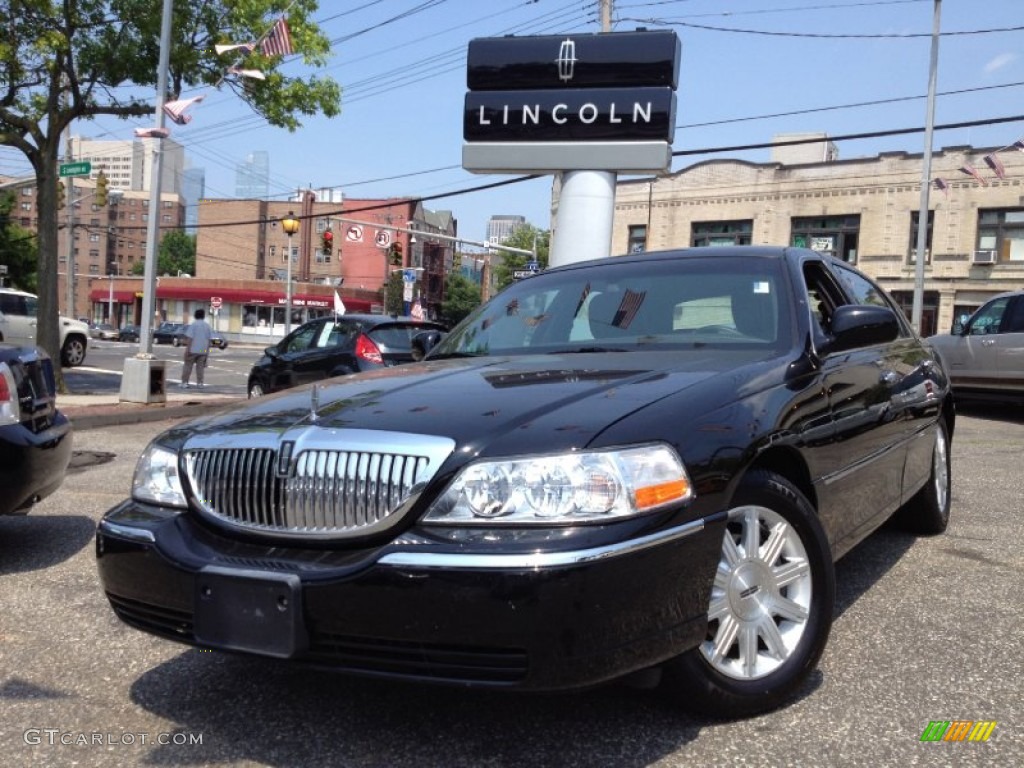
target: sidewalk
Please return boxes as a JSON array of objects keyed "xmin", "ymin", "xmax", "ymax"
[{"xmin": 59, "ymin": 387, "xmax": 246, "ymax": 430}]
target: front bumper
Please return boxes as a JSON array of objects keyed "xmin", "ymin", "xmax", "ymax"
[
  {"xmin": 96, "ymin": 503, "xmax": 725, "ymax": 690},
  {"xmin": 0, "ymin": 415, "xmax": 73, "ymax": 515}
]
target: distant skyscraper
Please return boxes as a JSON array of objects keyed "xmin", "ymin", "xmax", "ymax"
[
  {"xmin": 235, "ymin": 151, "xmax": 270, "ymax": 199},
  {"xmin": 487, "ymin": 214, "xmax": 526, "ymax": 244},
  {"xmin": 181, "ymin": 167, "xmax": 206, "ymax": 233}
]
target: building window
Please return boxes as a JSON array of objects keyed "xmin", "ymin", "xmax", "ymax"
[
  {"xmin": 21, "ymin": 187, "xmax": 32, "ymax": 196},
  {"xmin": 908, "ymin": 211, "xmax": 934, "ymax": 264},
  {"xmin": 88, "ymin": 264, "xmax": 99, "ymax": 274},
  {"xmin": 89, "ymin": 249, "xmax": 99, "ymax": 259},
  {"xmin": 627, "ymin": 225, "xmax": 647, "ymax": 253},
  {"xmin": 977, "ymin": 208, "xmax": 1024, "ymax": 262},
  {"xmin": 89, "ymin": 233, "xmax": 100, "ymax": 242},
  {"xmin": 269, "ymin": 245, "xmax": 276, "ymax": 259},
  {"xmin": 692, "ymin": 220, "xmax": 753, "ymax": 247},
  {"xmin": 791, "ymin": 215, "xmax": 860, "ymax": 264}
]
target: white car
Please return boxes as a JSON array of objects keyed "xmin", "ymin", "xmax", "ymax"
[
  {"xmin": 928, "ymin": 290, "xmax": 1024, "ymax": 404},
  {"xmin": 0, "ymin": 288, "xmax": 90, "ymax": 367}
]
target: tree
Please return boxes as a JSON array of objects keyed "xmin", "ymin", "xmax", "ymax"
[
  {"xmin": 493, "ymin": 224, "xmax": 550, "ymax": 291},
  {"xmin": 439, "ymin": 272, "xmax": 482, "ymax": 328},
  {"xmin": 383, "ymin": 270, "xmax": 404, "ymax": 317},
  {"xmin": 0, "ymin": 1, "xmax": 341, "ymax": 385},
  {"xmin": 0, "ymin": 192, "xmax": 39, "ymax": 292}
]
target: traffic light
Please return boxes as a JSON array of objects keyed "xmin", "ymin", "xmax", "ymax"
[
  {"xmin": 95, "ymin": 171, "xmax": 109, "ymax": 206},
  {"xmin": 56, "ymin": 180, "xmax": 65, "ymax": 208},
  {"xmin": 321, "ymin": 229, "xmax": 333, "ymax": 255},
  {"xmin": 389, "ymin": 241, "xmax": 403, "ymax": 266}
]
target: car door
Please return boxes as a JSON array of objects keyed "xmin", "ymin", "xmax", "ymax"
[
  {"xmin": 994, "ymin": 295, "xmax": 1024, "ymax": 383},
  {"xmin": 290, "ymin": 319, "xmax": 354, "ymax": 386},
  {"xmin": 0, "ymin": 292, "xmax": 37, "ymax": 345},
  {"xmin": 943, "ymin": 296, "xmax": 1011, "ymax": 387},
  {"xmin": 803, "ymin": 260, "xmax": 909, "ymax": 548}
]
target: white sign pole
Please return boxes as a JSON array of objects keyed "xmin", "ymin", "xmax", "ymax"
[{"xmin": 549, "ymin": 170, "xmax": 616, "ymax": 267}]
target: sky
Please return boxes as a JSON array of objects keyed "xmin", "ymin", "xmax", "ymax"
[{"xmin": 3, "ymin": 0, "xmax": 1023, "ymax": 244}]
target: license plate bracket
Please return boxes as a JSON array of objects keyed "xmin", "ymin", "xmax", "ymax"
[{"xmin": 193, "ymin": 567, "xmax": 307, "ymax": 658}]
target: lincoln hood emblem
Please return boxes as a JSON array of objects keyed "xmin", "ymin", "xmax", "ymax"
[{"xmin": 556, "ymin": 38, "xmax": 577, "ymax": 81}]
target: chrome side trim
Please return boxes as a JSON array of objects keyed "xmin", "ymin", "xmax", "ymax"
[
  {"xmin": 98, "ymin": 519, "xmax": 156, "ymax": 544},
  {"xmin": 378, "ymin": 517, "xmax": 711, "ymax": 570}
]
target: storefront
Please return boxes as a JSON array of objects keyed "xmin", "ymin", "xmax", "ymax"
[{"xmin": 88, "ymin": 278, "xmax": 377, "ymax": 339}]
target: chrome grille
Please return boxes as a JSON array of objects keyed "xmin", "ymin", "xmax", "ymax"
[{"xmin": 183, "ymin": 429, "xmax": 454, "ymax": 540}]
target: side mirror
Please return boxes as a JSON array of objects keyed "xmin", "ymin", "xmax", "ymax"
[
  {"xmin": 264, "ymin": 345, "xmax": 279, "ymax": 359},
  {"xmin": 822, "ymin": 305, "xmax": 899, "ymax": 354}
]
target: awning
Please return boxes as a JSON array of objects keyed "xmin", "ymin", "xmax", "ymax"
[{"xmin": 88, "ymin": 285, "xmax": 372, "ymax": 313}]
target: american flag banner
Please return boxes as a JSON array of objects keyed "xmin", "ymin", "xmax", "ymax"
[
  {"xmin": 261, "ymin": 16, "xmax": 294, "ymax": 57},
  {"xmin": 215, "ymin": 42, "xmax": 256, "ymax": 55},
  {"xmin": 959, "ymin": 163, "xmax": 988, "ymax": 186},
  {"xmin": 933, "ymin": 177, "xmax": 949, "ymax": 196},
  {"xmin": 134, "ymin": 127, "xmax": 171, "ymax": 138},
  {"xmin": 612, "ymin": 289, "xmax": 647, "ymax": 329},
  {"xmin": 1014, "ymin": 139, "xmax": 1024, "ymax": 152},
  {"xmin": 162, "ymin": 95, "xmax": 205, "ymax": 125},
  {"xmin": 227, "ymin": 66, "xmax": 266, "ymax": 80},
  {"xmin": 983, "ymin": 153, "xmax": 1007, "ymax": 180}
]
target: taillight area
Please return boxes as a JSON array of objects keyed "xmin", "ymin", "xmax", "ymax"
[
  {"xmin": 0, "ymin": 362, "xmax": 21, "ymax": 425},
  {"xmin": 354, "ymin": 333, "xmax": 384, "ymax": 364}
]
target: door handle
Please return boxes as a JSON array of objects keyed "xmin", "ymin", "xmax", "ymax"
[{"xmin": 981, "ymin": 339, "xmax": 996, "ymax": 346}]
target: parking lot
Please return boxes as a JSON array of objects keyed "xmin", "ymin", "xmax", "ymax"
[{"xmin": 1, "ymin": 405, "xmax": 1021, "ymax": 767}]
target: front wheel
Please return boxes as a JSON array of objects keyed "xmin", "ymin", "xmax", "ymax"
[
  {"xmin": 61, "ymin": 335, "xmax": 87, "ymax": 367},
  {"xmin": 661, "ymin": 470, "xmax": 835, "ymax": 718},
  {"xmin": 898, "ymin": 420, "xmax": 951, "ymax": 535}
]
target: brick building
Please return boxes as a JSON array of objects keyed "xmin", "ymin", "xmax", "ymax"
[{"xmin": 612, "ymin": 143, "xmax": 1024, "ymax": 336}]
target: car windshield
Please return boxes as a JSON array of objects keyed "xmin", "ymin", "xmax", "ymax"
[{"xmin": 435, "ymin": 256, "xmax": 793, "ymax": 357}]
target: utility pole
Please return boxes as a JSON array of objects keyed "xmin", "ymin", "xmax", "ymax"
[
  {"xmin": 63, "ymin": 98, "xmax": 76, "ymax": 318},
  {"xmin": 912, "ymin": 0, "xmax": 941, "ymax": 336}
]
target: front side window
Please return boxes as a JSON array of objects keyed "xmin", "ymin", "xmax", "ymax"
[{"xmin": 966, "ymin": 297, "xmax": 1010, "ymax": 335}]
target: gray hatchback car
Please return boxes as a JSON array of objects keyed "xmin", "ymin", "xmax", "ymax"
[{"xmin": 928, "ymin": 290, "xmax": 1024, "ymax": 403}]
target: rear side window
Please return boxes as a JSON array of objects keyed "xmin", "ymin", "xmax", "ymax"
[
  {"xmin": 368, "ymin": 325, "xmax": 431, "ymax": 351},
  {"xmin": 0, "ymin": 294, "xmax": 31, "ymax": 316}
]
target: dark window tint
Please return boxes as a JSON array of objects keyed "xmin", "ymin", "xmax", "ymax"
[
  {"xmin": 1005, "ymin": 297, "xmax": 1024, "ymax": 333},
  {"xmin": 368, "ymin": 325, "xmax": 437, "ymax": 351}
]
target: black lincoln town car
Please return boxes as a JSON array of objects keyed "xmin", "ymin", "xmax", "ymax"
[{"xmin": 96, "ymin": 247, "xmax": 954, "ymax": 717}]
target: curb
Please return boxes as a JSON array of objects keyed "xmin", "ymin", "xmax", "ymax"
[{"xmin": 63, "ymin": 397, "xmax": 243, "ymax": 431}]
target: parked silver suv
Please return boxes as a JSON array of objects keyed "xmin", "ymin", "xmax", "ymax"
[
  {"xmin": 928, "ymin": 289, "xmax": 1024, "ymax": 403},
  {"xmin": 0, "ymin": 288, "xmax": 90, "ymax": 367}
]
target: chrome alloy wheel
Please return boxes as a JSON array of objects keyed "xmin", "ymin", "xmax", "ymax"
[
  {"xmin": 931, "ymin": 427, "xmax": 949, "ymax": 514},
  {"xmin": 701, "ymin": 504, "xmax": 813, "ymax": 680}
]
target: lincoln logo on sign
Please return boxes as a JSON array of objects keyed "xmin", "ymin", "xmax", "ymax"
[{"xmin": 463, "ymin": 30, "xmax": 680, "ymax": 173}]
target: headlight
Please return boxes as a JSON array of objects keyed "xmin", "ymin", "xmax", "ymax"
[
  {"xmin": 132, "ymin": 444, "xmax": 188, "ymax": 508},
  {"xmin": 423, "ymin": 443, "xmax": 693, "ymax": 525}
]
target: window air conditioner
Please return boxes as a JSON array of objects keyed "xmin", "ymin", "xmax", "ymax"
[{"xmin": 972, "ymin": 250, "xmax": 997, "ymax": 265}]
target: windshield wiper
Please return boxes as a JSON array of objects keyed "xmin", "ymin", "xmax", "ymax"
[{"xmin": 547, "ymin": 346, "xmax": 630, "ymax": 354}]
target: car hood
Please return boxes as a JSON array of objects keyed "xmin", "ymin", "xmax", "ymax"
[{"xmin": 170, "ymin": 350, "xmax": 777, "ymax": 458}]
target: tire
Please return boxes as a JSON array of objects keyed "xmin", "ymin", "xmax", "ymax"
[
  {"xmin": 248, "ymin": 381, "xmax": 264, "ymax": 398},
  {"xmin": 61, "ymin": 335, "xmax": 87, "ymax": 367},
  {"xmin": 173, "ymin": 336, "xmax": 181, "ymax": 347},
  {"xmin": 661, "ymin": 470, "xmax": 835, "ymax": 718},
  {"xmin": 898, "ymin": 420, "xmax": 951, "ymax": 535}
]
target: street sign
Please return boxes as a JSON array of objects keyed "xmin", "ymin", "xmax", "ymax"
[
  {"xmin": 59, "ymin": 161, "xmax": 92, "ymax": 177},
  {"xmin": 210, "ymin": 296, "xmax": 223, "ymax": 310},
  {"xmin": 375, "ymin": 230, "xmax": 392, "ymax": 248}
]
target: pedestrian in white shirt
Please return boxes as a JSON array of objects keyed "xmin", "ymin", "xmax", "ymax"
[{"xmin": 181, "ymin": 308, "xmax": 213, "ymax": 388}]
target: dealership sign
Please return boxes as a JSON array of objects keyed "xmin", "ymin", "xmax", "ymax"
[{"xmin": 463, "ymin": 30, "xmax": 680, "ymax": 173}]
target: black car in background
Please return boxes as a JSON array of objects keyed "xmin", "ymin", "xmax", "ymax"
[
  {"xmin": 152, "ymin": 321, "xmax": 228, "ymax": 349},
  {"xmin": 0, "ymin": 344, "xmax": 73, "ymax": 515},
  {"xmin": 97, "ymin": 247, "xmax": 954, "ymax": 718},
  {"xmin": 118, "ymin": 324, "xmax": 140, "ymax": 343},
  {"xmin": 152, "ymin": 322, "xmax": 186, "ymax": 345},
  {"xmin": 246, "ymin": 314, "xmax": 446, "ymax": 397}
]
